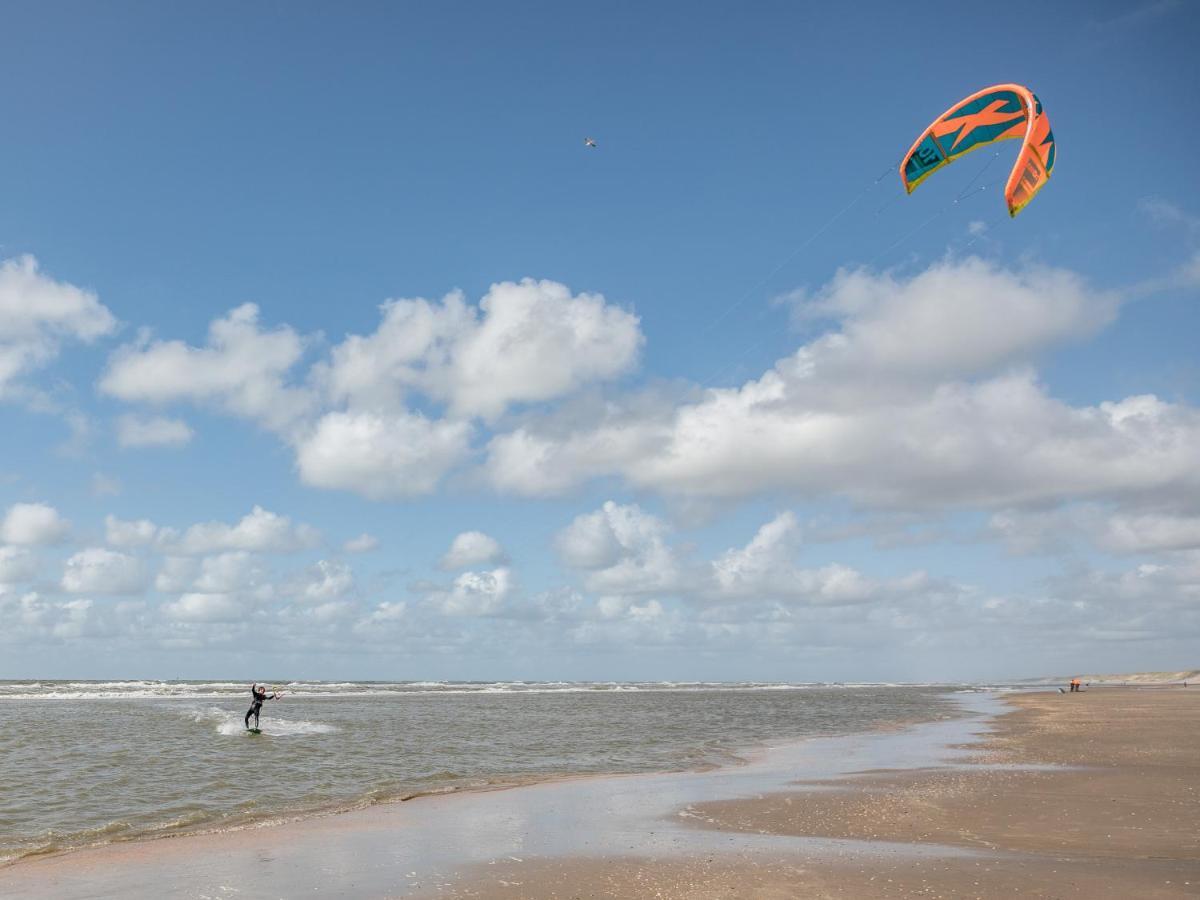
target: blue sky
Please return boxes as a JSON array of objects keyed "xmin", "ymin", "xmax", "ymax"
[{"xmin": 1, "ymin": 0, "xmax": 1198, "ymax": 680}]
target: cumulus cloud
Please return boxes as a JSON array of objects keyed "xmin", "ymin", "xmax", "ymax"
[
  {"xmin": 191, "ymin": 552, "xmax": 271, "ymax": 596},
  {"xmin": 1099, "ymin": 511, "xmax": 1200, "ymax": 554},
  {"xmin": 552, "ymin": 505, "xmax": 921, "ymax": 609},
  {"xmin": 990, "ymin": 504, "xmax": 1200, "ymax": 557},
  {"xmin": 441, "ymin": 279, "xmax": 642, "ymax": 420},
  {"xmin": 0, "ymin": 546, "xmax": 37, "ymax": 584},
  {"xmin": 426, "ymin": 567, "xmax": 514, "ymax": 617},
  {"xmin": 556, "ymin": 501, "xmax": 682, "ymax": 595},
  {"xmin": 99, "ymin": 304, "xmax": 312, "ymax": 431},
  {"xmin": 787, "ymin": 258, "xmax": 1116, "ymax": 381},
  {"xmin": 355, "ymin": 600, "xmax": 408, "ymax": 633},
  {"xmin": 485, "ymin": 259, "xmax": 1200, "ymax": 511},
  {"xmin": 1, "ymin": 503, "xmax": 70, "ymax": 546},
  {"xmin": 154, "ymin": 556, "xmax": 198, "ymax": 593},
  {"xmin": 316, "ymin": 279, "xmax": 643, "ymax": 421},
  {"xmin": 343, "ymin": 533, "xmax": 380, "ymax": 554},
  {"xmin": 61, "ymin": 548, "xmax": 147, "ymax": 595},
  {"xmin": 161, "ymin": 592, "xmax": 248, "ymax": 623},
  {"xmin": 99, "ymin": 280, "xmax": 643, "ymax": 502},
  {"xmin": 484, "ymin": 393, "xmax": 670, "ymax": 498},
  {"xmin": 294, "ymin": 410, "xmax": 472, "ymax": 499},
  {"xmin": 105, "ymin": 515, "xmax": 164, "ymax": 549},
  {"xmin": 440, "ymin": 531, "xmax": 505, "ymax": 570},
  {"xmin": 625, "ymin": 374, "xmax": 1200, "ymax": 506},
  {"xmin": 286, "ymin": 559, "xmax": 354, "ymax": 603},
  {"xmin": 0, "ymin": 592, "xmax": 125, "ymax": 641},
  {"xmin": 116, "ymin": 414, "xmax": 194, "ymax": 448},
  {"xmin": 0, "ymin": 255, "xmax": 118, "ymax": 398},
  {"xmin": 171, "ymin": 506, "xmax": 319, "ymax": 555},
  {"xmin": 711, "ymin": 512, "xmax": 803, "ymax": 596}
]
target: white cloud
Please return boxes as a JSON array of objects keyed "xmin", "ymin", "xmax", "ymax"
[
  {"xmin": 172, "ymin": 506, "xmax": 319, "ymax": 555},
  {"xmin": 98, "ymin": 280, "xmax": 643, "ymax": 502},
  {"xmin": 294, "ymin": 410, "xmax": 472, "ymax": 499},
  {"xmin": 0, "ymin": 547, "xmax": 37, "ymax": 584},
  {"xmin": 316, "ymin": 290, "xmax": 474, "ymax": 413},
  {"xmin": 61, "ymin": 548, "xmax": 147, "ymax": 595},
  {"xmin": 427, "ymin": 567, "xmax": 513, "ymax": 617},
  {"xmin": 484, "ymin": 395, "xmax": 669, "ymax": 498},
  {"xmin": 290, "ymin": 280, "xmax": 642, "ymax": 500},
  {"xmin": 1099, "ymin": 512, "xmax": 1200, "ymax": 554},
  {"xmin": 355, "ymin": 600, "xmax": 408, "ymax": 632},
  {"xmin": 105, "ymin": 515, "xmax": 163, "ymax": 549},
  {"xmin": 556, "ymin": 501, "xmax": 682, "ymax": 595},
  {"xmin": 116, "ymin": 414, "xmax": 194, "ymax": 448},
  {"xmin": 343, "ymin": 533, "xmax": 380, "ymax": 554},
  {"xmin": 490, "ymin": 371, "xmax": 1200, "ymax": 513},
  {"xmin": 990, "ymin": 505, "xmax": 1200, "ymax": 557},
  {"xmin": 791, "ymin": 257, "xmax": 1116, "ymax": 387},
  {"xmin": 288, "ymin": 559, "xmax": 354, "ymax": 603},
  {"xmin": 483, "ymin": 259, "xmax": 1191, "ymax": 509},
  {"xmin": 161, "ymin": 592, "xmax": 248, "ymax": 623},
  {"xmin": 0, "ymin": 255, "xmax": 118, "ymax": 397},
  {"xmin": 440, "ymin": 531, "xmax": 504, "ymax": 570},
  {"xmin": 1, "ymin": 503, "xmax": 70, "ymax": 546},
  {"xmin": 154, "ymin": 557, "xmax": 198, "ymax": 593},
  {"xmin": 536, "ymin": 507, "xmax": 911, "ymax": 608},
  {"xmin": 712, "ymin": 512, "xmax": 802, "ymax": 596},
  {"xmin": 99, "ymin": 304, "xmax": 312, "ymax": 432},
  {"xmin": 305, "ymin": 600, "xmax": 356, "ymax": 624},
  {"xmin": 443, "ymin": 279, "xmax": 642, "ymax": 420},
  {"xmin": 191, "ymin": 552, "xmax": 269, "ymax": 596},
  {"xmin": 317, "ymin": 279, "xmax": 643, "ymax": 422},
  {"xmin": 0, "ymin": 592, "xmax": 123, "ymax": 641}
]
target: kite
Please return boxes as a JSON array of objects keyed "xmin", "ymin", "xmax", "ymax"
[
  {"xmin": 584, "ymin": 137, "xmax": 597, "ymax": 149},
  {"xmin": 900, "ymin": 83, "xmax": 1055, "ymax": 217}
]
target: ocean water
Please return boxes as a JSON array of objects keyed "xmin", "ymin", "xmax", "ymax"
[{"xmin": 0, "ymin": 680, "xmax": 968, "ymax": 864}]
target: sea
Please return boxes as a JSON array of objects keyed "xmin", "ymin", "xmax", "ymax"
[{"xmin": 0, "ymin": 680, "xmax": 990, "ymax": 864}]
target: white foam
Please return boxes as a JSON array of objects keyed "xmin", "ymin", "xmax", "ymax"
[
  {"xmin": 179, "ymin": 705, "xmax": 336, "ymax": 737},
  {"xmin": 0, "ymin": 680, "xmax": 973, "ymax": 701}
]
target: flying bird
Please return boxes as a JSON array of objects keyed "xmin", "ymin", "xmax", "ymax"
[{"xmin": 584, "ymin": 137, "xmax": 597, "ymax": 148}]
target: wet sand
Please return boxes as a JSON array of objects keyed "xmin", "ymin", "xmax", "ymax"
[
  {"xmin": 433, "ymin": 688, "xmax": 1199, "ymax": 899},
  {"xmin": 2, "ymin": 689, "xmax": 1196, "ymax": 898}
]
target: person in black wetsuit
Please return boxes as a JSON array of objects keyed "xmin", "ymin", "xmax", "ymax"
[{"xmin": 245, "ymin": 683, "xmax": 279, "ymax": 730}]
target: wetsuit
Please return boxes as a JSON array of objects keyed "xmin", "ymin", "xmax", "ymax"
[{"xmin": 245, "ymin": 686, "xmax": 270, "ymax": 729}]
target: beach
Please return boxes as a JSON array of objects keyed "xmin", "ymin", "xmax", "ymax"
[{"xmin": 1, "ymin": 686, "xmax": 1196, "ymax": 898}]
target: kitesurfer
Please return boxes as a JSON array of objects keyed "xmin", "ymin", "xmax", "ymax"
[{"xmin": 245, "ymin": 683, "xmax": 280, "ymax": 729}]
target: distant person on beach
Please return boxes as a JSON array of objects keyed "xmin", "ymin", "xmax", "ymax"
[
  {"xmin": 1070, "ymin": 677, "xmax": 1081, "ymax": 692},
  {"xmin": 245, "ymin": 683, "xmax": 280, "ymax": 730}
]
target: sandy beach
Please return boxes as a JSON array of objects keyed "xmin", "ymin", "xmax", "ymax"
[
  {"xmin": 435, "ymin": 687, "xmax": 1200, "ymax": 899},
  {"xmin": 2, "ymin": 688, "xmax": 1196, "ymax": 899}
]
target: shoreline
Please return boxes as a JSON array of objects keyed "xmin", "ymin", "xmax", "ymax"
[
  {"xmin": 0, "ymin": 690, "xmax": 992, "ymax": 897},
  {"xmin": 4, "ymin": 687, "xmax": 1193, "ymax": 898},
  {"xmin": 0, "ymin": 687, "xmax": 965, "ymax": 869},
  {"xmin": 439, "ymin": 686, "xmax": 1199, "ymax": 898}
]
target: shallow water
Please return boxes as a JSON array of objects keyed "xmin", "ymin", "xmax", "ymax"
[{"xmin": 0, "ymin": 680, "xmax": 972, "ymax": 862}]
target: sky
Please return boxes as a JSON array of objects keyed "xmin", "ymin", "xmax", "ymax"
[{"xmin": 1, "ymin": 0, "xmax": 1198, "ymax": 681}]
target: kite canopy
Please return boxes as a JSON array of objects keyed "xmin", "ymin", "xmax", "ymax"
[{"xmin": 900, "ymin": 83, "xmax": 1055, "ymax": 217}]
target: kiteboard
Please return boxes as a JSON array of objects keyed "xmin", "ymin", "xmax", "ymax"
[{"xmin": 246, "ymin": 728, "xmax": 262, "ymax": 734}]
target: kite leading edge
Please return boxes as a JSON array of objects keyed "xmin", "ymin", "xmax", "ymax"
[{"xmin": 900, "ymin": 83, "xmax": 1055, "ymax": 217}]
